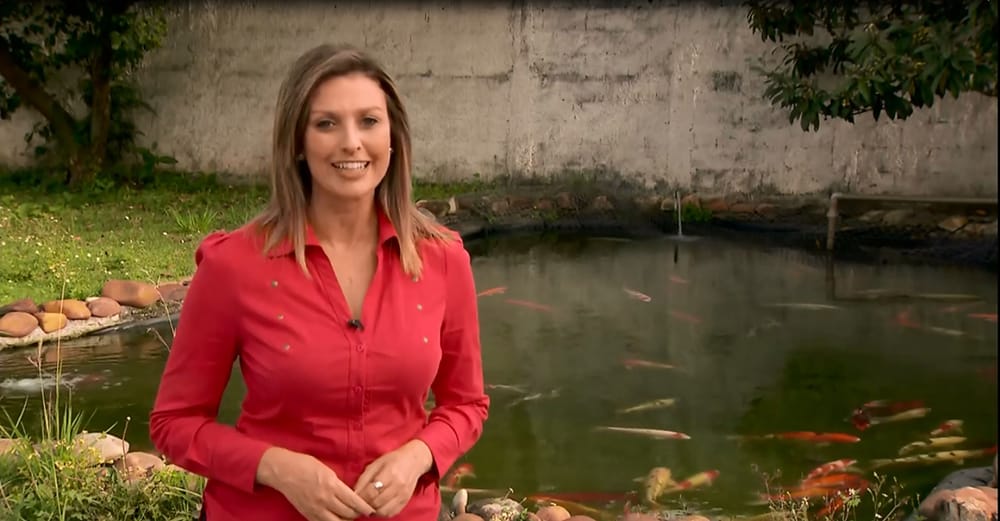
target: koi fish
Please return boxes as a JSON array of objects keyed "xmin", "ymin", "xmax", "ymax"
[
  {"xmin": 622, "ymin": 358, "xmax": 677, "ymax": 370},
  {"xmin": 623, "ymin": 287, "xmax": 652, "ymax": 302},
  {"xmin": 661, "ymin": 470, "xmax": 720, "ymax": 494},
  {"xmin": 898, "ymin": 436, "xmax": 967, "ymax": 455},
  {"xmin": 668, "ymin": 275, "xmax": 689, "ymax": 285},
  {"xmin": 765, "ymin": 303, "xmax": 840, "ymax": 311},
  {"xmin": 869, "ymin": 446, "xmax": 998, "ymax": 470},
  {"xmin": 729, "ymin": 432, "xmax": 860, "ymax": 444},
  {"xmin": 443, "ymin": 463, "xmax": 476, "ymax": 488},
  {"xmin": 530, "ymin": 496, "xmax": 607, "ymax": 517},
  {"xmin": 477, "ymin": 286, "xmax": 507, "ymax": 297},
  {"xmin": 804, "ymin": 459, "xmax": 857, "ymax": 481},
  {"xmin": 800, "ymin": 472, "xmax": 867, "ymax": 490},
  {"xmin": 594, "ymin": 426, "xmax": 691, "ymax": 440},
  {"xmin": 506, "ymin": 388, "xmax": 560, "ymax": 408},
  {"xmin": 642, "ymin": 466, "xmax": 676, "ymax": 505},
  {"xmin": 617, "ymin": 398, "xmax": 676, "ymax": 414},
  {"xmin": 668, "ymin": 310, "xmax": 702, "ymax": 324},
  {"xmin": 894, "ymin": 309, "xmax": 921, "ymax": 328},
  {"xmin": 968, "ymin": 312, "xmax": 997, "ymax": 323},
  {"xmin": 930, "ymin": 419, "xmax": 964, "ymax": 436},
  {"xmin": 503, "ymin": 299, "xmax": 553, "ymax": 312},
  {"xmin": 866, "ymin": 407, "xmax": 932, "ymax": 426},
  {"xmin": 486, "ymin": 383, "xmax": 528, "ymax": 393}
]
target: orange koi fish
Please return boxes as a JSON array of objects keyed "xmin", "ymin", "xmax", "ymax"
[
  {"xmin": 662, "ymin": 470, "xmax": 720, "ymax": 494},
  {"xmin": 894, "ymin": 309, "xmax": 921, "ymax": 329},
  {"xmin": 668, "ymin": 310, "xmax": 702, "ymax": 324},
  {"xmin": 477, "ymin": 286, "xmax": 507, "ymax": 297},
  {"xmin": 623, "ymin": 287, "xmax": 652, "ymax": 302},
  {"xmin": 804, "ymin": 459, "xmax": 857, "ymax": 481},
  {"xmin": 801, "ymin": 472, "xmax": 866, "ymax": 489},
  {"xmin": 504, "ymin": 299, "xmax": 553, "ymax": 312},
  {"xmin": 731, "ymin": 432, "xmax": 860, "ymax": 444},
  {"xmin": 968, "ymin": 312, "xmax": 997, "ymax": 323},
  {"xmin": 443, "ymin": 463, "xmax": 476, "ymax": 488}
]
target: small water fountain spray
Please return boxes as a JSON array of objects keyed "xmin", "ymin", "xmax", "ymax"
[{"xmin": 675, "ymin": 191, "xmax": 683, "ymax": 237}]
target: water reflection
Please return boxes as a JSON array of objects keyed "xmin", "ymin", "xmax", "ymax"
[{"xmin": 0, "ymin": 233, "xmax": 995, "ymax": 516}]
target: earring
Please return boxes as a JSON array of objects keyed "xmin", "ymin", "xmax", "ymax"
[
  {"xmin": 296, "ymin": 153, "xmax": 304, "ymax": 161},
  {"xmin": 389, "ymin": 147, "xmax": 393, "ymax": 154}
]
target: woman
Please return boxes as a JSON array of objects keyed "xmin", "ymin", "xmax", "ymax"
[{"xmin": 149, "ymin": 44, "xmax": 490, "ymax": 521}]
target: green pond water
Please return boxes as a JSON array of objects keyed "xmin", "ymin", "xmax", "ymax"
[{"xmin": 1, "ymin": 233, "xmax": 996, "ymax": 518}]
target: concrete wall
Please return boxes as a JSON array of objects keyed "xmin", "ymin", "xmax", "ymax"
[{"xmin": 1, "ymin": 1, "xmax": 997, "ymax": 196}]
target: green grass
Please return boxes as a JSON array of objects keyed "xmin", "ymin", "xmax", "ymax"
[{"xmin": 0, "ymin": 169, "xmax": 492, "ymax": 304}]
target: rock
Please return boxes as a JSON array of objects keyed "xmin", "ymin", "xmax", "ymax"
[
  {"xmin": 676, "ymin": 516, "xmax": 711, "ymax": 521},
  {"xmin": 416, "ymin": 199, "xmax": 455, "ymax": 218},
  {"xmin": 34, "ymin": 312, "xmax": 68, "ymax": 333},
  {"xmin": 534, "ymin": 198, "xmax": 554, "ymax": 211},
  {"xmin": 882, "ymin": 208, "xmax": 914, "ymax": 226},
  {"xmin": 87, "ymin": 297, "xmax": 122, "ymax": 318},
  {"xmin": 703, "ymin": 197, "xmax": 730, "ymax": 213},
  {"xmin": 0, "ymin": 311, "xmax": 38, "ymax": 337},
  {"xmin": 621, "ymin": 514, "xmax": 658, "ymax": 521},
  {"xmin": 114, "ymin": 451, "xmax": 165, "ymax": 483},
  {"xmin": 42, "ymin": 299, "xmax": 91, "ymax": 320},
  {"xmin": 489, "ymin": 198, "xmax": 510, "ymax": 214},
  {"xmin": 755, "ymin": 203, "xmax": 778, "ymax": 217},
  {"xmin": 467, "ymin": 498, "xmax": 524, "ymax": 521},
  {"xmin": 937, "ymin": 486, "xmax": 998, "ymax": 521},
  {"xmin": 102, "ymin": 279, "xmax": 159, "ymax": 308},
  {"xmin": 564, "ymin": 516, "xmax": 596, "ymax": 521},
  {"xmin": 536, "ymin": 505, "xmax": 571, "ymax": 521},
  {"xmin": 659, "ymin": 197, "xmax": 676, "ymax": 212},
  {"xmin": 680, "ymin": 193, "xmax": 700, "ymax": 209},
  {"xmin": 590, "ymin": 195, "xmax": 614, "ymax": 212},
  {"xmin": 939, "ymin": 216, "xmax": 968, "ymax": 233},
  {"xmin": 917, "ymin": 467, "xmax": 997, "ymax": 520},
  {"xmin": 507, "ymin": 196, "xmax": 535, "ymax": 211},
  {"xmin": 859, "ymin": 210, "xmax": 885, "ymax": 222},
  {"xmin": 0, "ymin": 298, "xmax": 39, "ymax": 315},
  {"xmin": 554, "ymin": 193, "xmax": 576, "ymax": 211},
  {"xmin": 156, "ymin": 283, "xmax": 188, "ymax": 303},
  {"xmin": 452, "ymin": 515, "xmax": 485, "ymax": 521},
  {"xmin": 633, "ymin": 195, "xmax": 663, "ymax": 213},
  {"xmin": 992, "ymin": 455, "xmax": 997, "ymax": 487},
  {"xmin": 0, "ymin": 438, "xmax": 19, "ymax": 455},
  {"xmin": 728, "ymin": 202, "xmax": 755, "ymax": 214},
  {"xmin": 72, "ymin": 432, "xmax": 129, "ymax": 463}
]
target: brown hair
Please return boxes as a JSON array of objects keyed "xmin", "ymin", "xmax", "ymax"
[{"xmin": 252, "ymin": 43, "xmax": 449, "ymax": 278}]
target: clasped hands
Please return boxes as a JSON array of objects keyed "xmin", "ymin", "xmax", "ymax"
[{"xmin": 260, "ymin": 440, "xmax": 434, "ymax": 521}]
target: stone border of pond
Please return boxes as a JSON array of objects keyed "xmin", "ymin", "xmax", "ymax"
[{"xmin": 2, "ymin": 186, "xmax": 997, "ymax": 350}]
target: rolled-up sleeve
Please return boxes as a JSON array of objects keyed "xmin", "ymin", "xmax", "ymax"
[
  {"xmin": 149, "ymin": 232, "xmax": 273, "ymax": 493},
  {"xmin": 416, "ymin": 237, "xmax": 490, "ymax": 477}
]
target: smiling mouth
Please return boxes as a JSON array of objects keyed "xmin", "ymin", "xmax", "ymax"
[{"xmin": 332, "ymin": 161, "xmax": 370, "ymax": 170}]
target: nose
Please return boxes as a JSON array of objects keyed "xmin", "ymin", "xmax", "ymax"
[{"xmin": 341, "ymin": 122, "xmax": 362, "ymax": 153}]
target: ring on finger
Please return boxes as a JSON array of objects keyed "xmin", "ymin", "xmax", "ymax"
[{"xmin": 372, "ymin": 480, "xmax": 384, "ymax": 492}]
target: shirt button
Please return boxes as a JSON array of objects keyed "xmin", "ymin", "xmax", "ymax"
[
  {"xmin": 353, "ymin": 385, "xmax": 363, "ymax": 394},
  {"xmin": 416, "ymin": 304, "xmax": 423, "ymax": 311},
  {"xmin": 422, "ymin": 336, "xmax": 429, "ymax": 343},
  {"xmin": 356, "ymin": 342, "xmax": 365, "ymax": 352}
]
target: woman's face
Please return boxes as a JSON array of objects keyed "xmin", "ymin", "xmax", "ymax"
[{"xmin": 302, "ymin": 72, "xmax": 392, "ymax": 204}]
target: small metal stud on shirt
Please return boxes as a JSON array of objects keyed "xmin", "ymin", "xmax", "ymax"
[{"xmin": 271, "ymin": 280, "xmax": 279, "ymax": 288}]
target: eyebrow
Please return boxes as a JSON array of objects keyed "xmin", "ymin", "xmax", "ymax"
[{"xmin": 310, "ymin": 107, "xmax": 386, "ymax": 117}]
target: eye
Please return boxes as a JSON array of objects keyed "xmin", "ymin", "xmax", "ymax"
[
  {"xmin": 315, "ymin": 119, "xmax": 335, "ymax": 129},
  {"xmin": 361, "ymin": 117, "xmax": 379, "ymax": 128}
]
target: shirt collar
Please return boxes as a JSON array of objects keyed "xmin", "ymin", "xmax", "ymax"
[{"xmin": 267, "ymin": 203, "xmax": 399, "ymax": 258}]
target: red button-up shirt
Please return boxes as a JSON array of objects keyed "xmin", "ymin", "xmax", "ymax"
[{"xmin": 149, "ymin": 208, "xmax": 490, "ymax": 521}]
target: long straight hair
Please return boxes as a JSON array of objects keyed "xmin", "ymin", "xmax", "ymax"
[{"xmin": 251, "ymin": 44, "xmax": 449, "ymax": 278}]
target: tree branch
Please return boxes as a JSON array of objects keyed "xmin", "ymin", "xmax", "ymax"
[{"xmin": 0, "ymin": 37, "xmax": 79, "ymax": 153}]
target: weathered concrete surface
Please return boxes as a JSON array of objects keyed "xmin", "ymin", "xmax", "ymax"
[{"xmin": 0, "ymin": 1, "xmax": 996, "ymax": 196}]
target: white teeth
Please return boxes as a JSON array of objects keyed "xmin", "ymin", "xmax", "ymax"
[{"xmin": 332, "ymin": 161, "xmax": 368, "ymax": 170}]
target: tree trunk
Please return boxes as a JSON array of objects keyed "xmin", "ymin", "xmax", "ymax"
[
  {"xmin": 0, "ymin": 39, "xmax": 81, "ymax": 170},
  {"xmin": 87, "ymin": 10, "xmax": 115, "ymax": 180}
]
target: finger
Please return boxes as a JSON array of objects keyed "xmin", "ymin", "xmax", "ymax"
[
  {"xmin": 308, "ymin": 507, "xmax": 346, "ymax": 521},
  {"xmin": 335, "ymin": 480, "xmax": 377, "ymax": 517},
  {"xmin": 354, "ymin": 460, "xmax": 384, "ymax": 493},
  {"xmin": 326, "ymin": 495, "xmax": 365, "ymax": 520}
]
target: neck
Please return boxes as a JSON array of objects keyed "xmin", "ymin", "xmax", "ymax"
[{"xmin": 307, "ymin": 192, "xmax": 379, "ymax": 249}]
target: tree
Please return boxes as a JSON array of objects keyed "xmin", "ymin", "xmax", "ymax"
[
  {"xmin": 0, "ymin": 1, "xmax": 169, "ymax": 186},
  {"xmin": 745, "ymin": 1, "xmax": 997, "ymax": 131}
]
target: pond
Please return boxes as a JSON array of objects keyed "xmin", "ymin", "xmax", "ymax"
[{"xmin": 0, "ymin": 233, "xmax": 996, "ymax": 518}]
